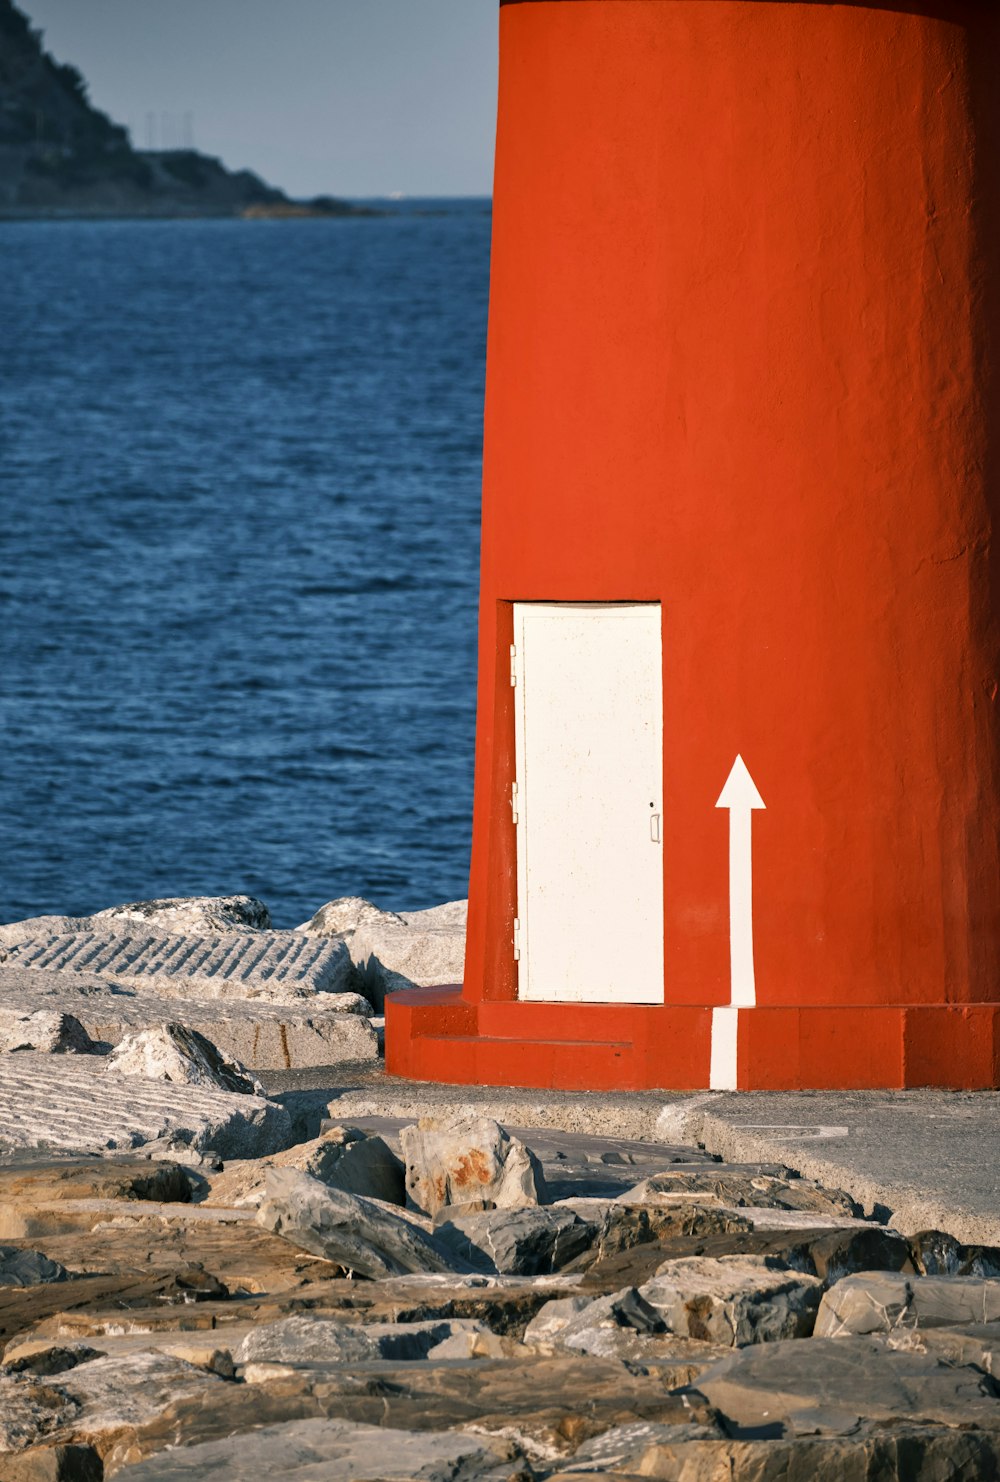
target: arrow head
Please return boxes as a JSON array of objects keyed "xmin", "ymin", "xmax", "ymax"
[{"xmin": 715, "ymin": 754, "xmax": 766, "ymax": 811}]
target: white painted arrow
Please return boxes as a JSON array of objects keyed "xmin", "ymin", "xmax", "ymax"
[{"xmin": 715, "ymin": 754, "xmax": 766, "ymax": 1008}]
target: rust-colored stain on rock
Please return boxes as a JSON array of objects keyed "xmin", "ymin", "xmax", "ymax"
[{"xmin": 449, "ymin": 1149, "xmax": 494, "ymax": 1190}]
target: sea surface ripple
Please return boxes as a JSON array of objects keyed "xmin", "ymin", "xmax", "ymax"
[{"xmin": 0, "ymin": 205, "xmax": 489, "ymax": 925}]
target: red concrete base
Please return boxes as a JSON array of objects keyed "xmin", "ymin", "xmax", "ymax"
[{"xmin": 385, "ymin": 987, "xmax": 1000, "ymax": 1091}]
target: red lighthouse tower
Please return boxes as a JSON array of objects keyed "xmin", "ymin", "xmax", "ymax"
[{"xmin": 387, "ymin": 0, "xmax": 1000, "ymax": 1091}]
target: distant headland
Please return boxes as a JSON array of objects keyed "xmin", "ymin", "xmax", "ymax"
[{"xmin": 0, "ymin": 0, "xmax": 373, "ymax": 219}]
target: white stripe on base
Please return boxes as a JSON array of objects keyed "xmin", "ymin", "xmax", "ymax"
[{"xmin": 709, "ymin": 1006, "xmax": 739, "ymax": 1090}]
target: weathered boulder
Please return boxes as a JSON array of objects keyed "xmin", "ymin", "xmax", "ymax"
[
  {"xmin": 0, "ymin": 1247, "xmax": 68, "ymax": 1288},
  {"xmin": 281, "ymin": 1127, "xmax": 405, "ymax": 1204},
  {"xmin": 640, "ymin": 1256, "xmax": 823, "ymax": 1345},
  {"xmin": 793, "ymin": 1225, "xmax": 910, "ymax": 1285},
  {"xmin": 689, "ymin": 1335, "xmax": 1000, "ymax": 1434},
  {"xmin": 435, "ymin": 1206, "xmax": 597, "ymax": 1275},
  {"xmin": 96, "ymin": 1417, "xmax": 525, "ymax": 1481},
  {"xmin": 349, "ymin": 923, "xmax": 466, "ymax": 1008},
  {"xmin": 93, "ymin": 894, "xmax": 272, "ymax": 933},
  {"xmin": 816, "ymin": 1271, "xmax": 1000, "ymax": 1337},
  {"xmin": 5, "ymin": 930, "xmax": 351, "ymax": 1001},
  {"xmin": 0, "ymin": 896, "xmax": 271, "ymax": 951},
  {"xmin": 569, "ymin": 1201, "xmax": 753, "ymax": 1270},
  {"xmin": 235, "ymin": 1314, "xmax": 499, "ymax": 1366},
  {"xmin": 0, "ymin": 1348, "xmax": 231, "ymax": 1466},
  {"xmin": 205, "ymin": 1128, "xmax": 405, "ymax": 1209},
  {"xmin": 0, "ymin": 1054, "xmax": 293, "ymax": 1158},
  {"xmin": 523, "ymin": 1294, "xmax": 601, "ymax": 1341},
  {"xmin": 0, "ymin": 1010, "xmax": 93, "ymax": 1055},
  {"xmin": 523, "ymin": 1287, "xmax": 728, "ymax": 1373},
  {"xmin": 106, "ymin": 1023, "xmax": 264, "ymax": 1096},
  {"xmin": 401, "ymin": 1115, "xmax": 546, "ymax": 1217},
  {"xmin": 295, "ymin": 896, "xmax": 404, "ymax": 937},
  {"xmin": 256, "ymin": 1168, "xmax": 472, "ymax": 1278},
  {"xmin": 908, "ymin": 1229, "xmax": 1000, "ymax": 1278}
]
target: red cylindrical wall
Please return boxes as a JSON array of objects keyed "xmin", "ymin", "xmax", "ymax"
[{"xmin": 388, "ymin": 0, "xmax": 1000, "ymax": 1090}]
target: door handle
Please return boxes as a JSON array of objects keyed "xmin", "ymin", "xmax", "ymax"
[{"xmin": 650, "ymin": 812, "xmax": 661, "ymax": 843}]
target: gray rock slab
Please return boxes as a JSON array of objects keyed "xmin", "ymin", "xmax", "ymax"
[
  {"xmin": 400, "ymin": 900, "xmax": 468, "ymax": 929},
  {"xmin": 816, "ymin": 1271, "xmax": 1000, "ymax": 1337},
  {"xmin": 349, "ymin": 922, "xmax": 466, "ymax": 1008},
  {"xmin": 557, "ymin": 1421, "xmax": 724, "ymax": 1475},
  {"xmin": 621, "ymin": 1168, "xmax": 860, "ymax": 1218},
  {"xmin": 0, "ymin": 1246, "xmax": 68, "ymax": 1287},
  {"xmin": 402, "ymin": 1115, "xmax": 546, "ymax": 1216},
  {"xmin": 523, "ymin": 1288, "xmax": 731, "ymax": 1370},
  {"xmin": 103, "ymin": 1417, "xmax": 520, "ymax": 1482},
  {"xmin": 0, "ymin": 966, "xmax": 377, "ymax": 1069},
  {"xmin": 0, "ymin": 1347, "xmax": 229, "ymax": 1458},
  {"xmin": 94, "ymin": 1002, "xmax": 376, "ymax": 1071},
  {"xmin": 886, "ymin": 1321, "xmax": 1000, "ymax": 1375},
  {"xmin": 604, "ymin": 1427, "xmax": 1000, "ymax": 1482},
  {"xmin": 0, "ymin": 1054, "xmax": 293, "ymax": 1158},
  {"xmin": 690, "ymin": 1334, "xmax": 1000, "ymax": 1434},
  {"xmin": 257, "ymin": 1167, "xmax": 474, "ymax": 1278},
  {"xmin": 436, "ymin": 1206, "xmax": 597, "ymax": 1275},
  {"xmin": 4, "ymin": 930, "xmax": 351, "ymax": 1001},
  {"xmin": 640, "ymin": 1256, "xmax": 823, "ymax": 1345},
  {"xmin": 235, "ymin": 1313, "xmax": 491, "ymax": 1365},
  {"xmin": 672, "ymin": 1089, "xmax": 1000, "ymax": 1246}
]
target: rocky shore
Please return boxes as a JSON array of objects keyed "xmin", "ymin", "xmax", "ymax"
[{"xmin": 0, "ymin": 892, "xmax": 1000, "ymax": 1478}]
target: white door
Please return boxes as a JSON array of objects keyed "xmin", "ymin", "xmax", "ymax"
[{"xmin": 512, "ymin": 602, "xmax": 663, "ymax": 1003}]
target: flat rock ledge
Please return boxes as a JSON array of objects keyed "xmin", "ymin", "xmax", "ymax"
[
  {"xmin": 0, "ymin": 966, "xmax": 378, "ymax": 1069},
  {"xmin": 0, "ymin": 1054, "xmax": 293, "ymax": 1158}
]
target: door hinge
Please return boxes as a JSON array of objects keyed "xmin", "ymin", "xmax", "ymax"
[
  {"xmin": 512, "ymin": 917, "xmax": 521, "ymax": 961},
  {"xmin": 509, "ymin": 643, "xmax": 518, "ymax": 687},
  {"xmin": 510, "ymin": 781, "xmax": 519, "ymax": 825}
]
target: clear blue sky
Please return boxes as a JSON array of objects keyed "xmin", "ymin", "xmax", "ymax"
[{"xmin": 20, "ymin": 0, "xmax": 500, "ymax": 198}]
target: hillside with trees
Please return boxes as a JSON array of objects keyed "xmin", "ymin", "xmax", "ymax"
[{"xmin": 0, "ymin": 0, "xmax": 359, "ymax": 217}]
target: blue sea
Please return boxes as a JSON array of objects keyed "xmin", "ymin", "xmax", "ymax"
[{"xmin": 0, "ymin": 202, "xmax": 490, "ymax": 927}]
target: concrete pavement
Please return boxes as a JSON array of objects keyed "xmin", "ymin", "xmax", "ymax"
[{"xmin": 668, "ymin": 1090, "xmax": 1000, "ymax": 1247}]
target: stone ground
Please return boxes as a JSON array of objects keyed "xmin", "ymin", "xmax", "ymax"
[
  {"xmin": 2, "ymin": 894, "xmax": 1000, "ymax": 1479},
  {"xmin": 272, "ymin": 1069, "xmax": 1000, "ymax": 1245}
]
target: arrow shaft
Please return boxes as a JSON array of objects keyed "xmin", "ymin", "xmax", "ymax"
[{"xmin": 728, "ymin": 807, "xmax": 756, "ymax": 1007}]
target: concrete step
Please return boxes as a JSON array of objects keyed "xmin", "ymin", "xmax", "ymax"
[{"xmin": 404, "ymin": 1033, "xmax": 641, "ymax": 1092}]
